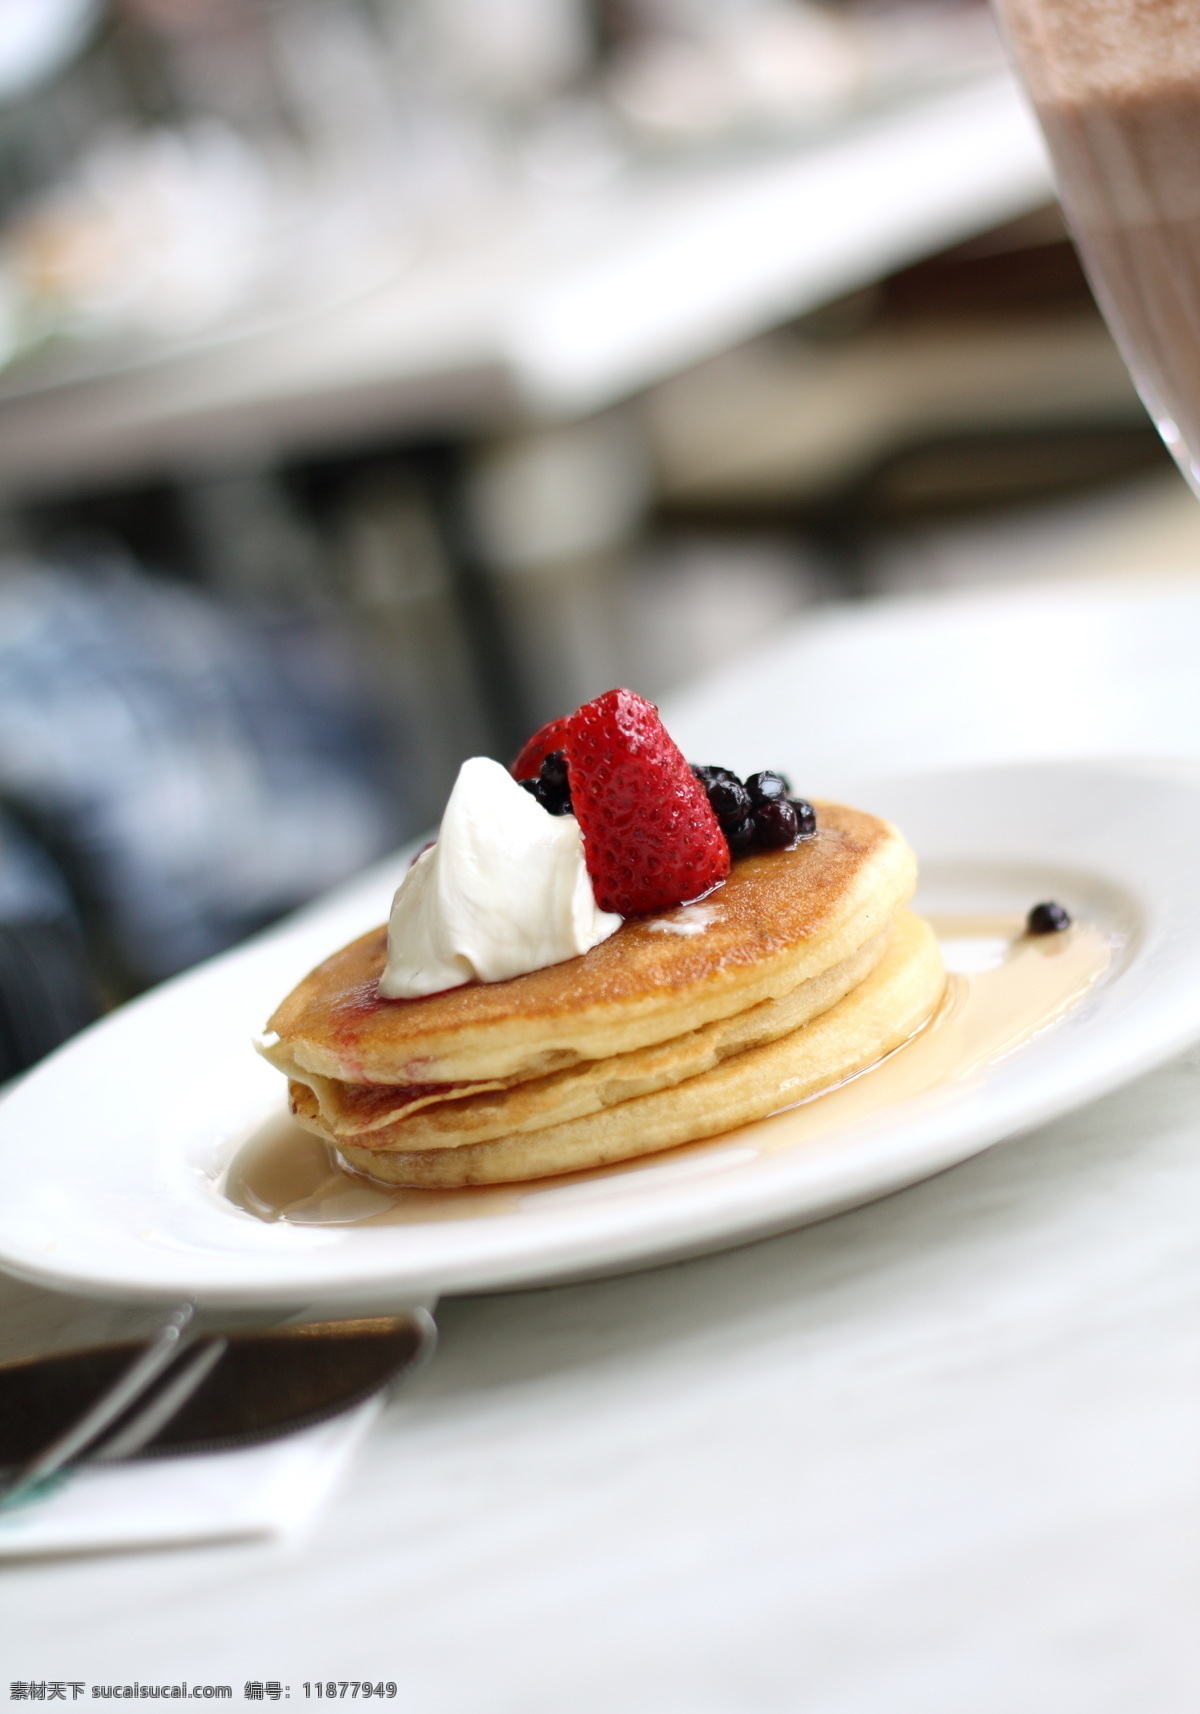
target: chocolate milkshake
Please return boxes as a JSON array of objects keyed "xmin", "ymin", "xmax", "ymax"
[{"xmin": 994, "ymin": 0, "xmax": 1200, "ymax": 490}]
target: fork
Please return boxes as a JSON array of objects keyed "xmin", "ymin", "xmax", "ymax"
[
  {"xmin": 0, "ymin": 1302, "xmax": 436, "ymax": 1511},
  {"xmin": 0, "ymin": 1303, "xmax": 224, "ymax": 1509}
]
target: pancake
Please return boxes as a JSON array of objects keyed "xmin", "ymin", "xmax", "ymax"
[
  {"xmin": 289, "ymin": 921, "xmax": 893, "ymax": 1153},
  {"xmin": 335, "ymin": 910, "xmax": 944, "ymax": 1187},
  {"xmin": 261, "ymin": 802, "xmax": 916, "ymax": 1088}
]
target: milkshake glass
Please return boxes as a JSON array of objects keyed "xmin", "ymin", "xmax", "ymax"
[{"xmin": 992, "ymin": 0, "xmax": 1200, "ymax": 493}]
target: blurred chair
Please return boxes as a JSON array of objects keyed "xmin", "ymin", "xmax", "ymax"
[
  {"xmin": 0, "ymin": 806, "xmax": 96, "ymax": 1081},
  {"xmin": 0, "ymin": 551, "xmax": 404, "ymax": 1006}
]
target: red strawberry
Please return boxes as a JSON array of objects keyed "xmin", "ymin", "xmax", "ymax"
[
  {"xmin": 565, "ymin": 688, "xmax": 729, "ymax": 915},
  {"xmin": 511, "ymin": 715, "xmax": 570, "ymax": 781}
]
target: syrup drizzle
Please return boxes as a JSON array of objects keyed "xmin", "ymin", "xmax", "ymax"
[{"xmin": 225, "ymin": 914, "xmax": 1113, "ymax": 1228}]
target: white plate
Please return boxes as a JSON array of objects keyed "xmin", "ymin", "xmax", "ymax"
[{"xmin": 1, "ymin": 759, "xmax": 1198, "ymax": 1310}]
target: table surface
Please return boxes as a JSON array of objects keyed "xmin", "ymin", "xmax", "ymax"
[{"xmin": 3, "ymin": 570, "xmax": 1199, "ymax": 1711}]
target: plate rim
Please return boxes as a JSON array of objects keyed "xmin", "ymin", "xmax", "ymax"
[{"xmin": 3, "ymin": 755, "xmax": 1200, "ymax": 1307}]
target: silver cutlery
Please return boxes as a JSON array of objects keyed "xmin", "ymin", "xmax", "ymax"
[{"xmin": 0, "ymin": 1303, "xmax": 436, "ymax": 1509}]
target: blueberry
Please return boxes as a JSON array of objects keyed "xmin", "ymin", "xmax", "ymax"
[
  {"xmin": 707, "ymin": 777, "xmax": 751, "ymax": 827},
  {"xmin": 789, "ymin": 797, "xmax": 816, "ymax": 837},
  {"xmin": 520, "ymin": 775, "xmax": 571, "ymax": 815},
  {"xmin": 692, "ymin": 763, "xmax": 741, "ymax": 788},
  {"xmin": 754, "ymin": 798, "xmax": 799, "ymax": 847},
  {"xmin": 536, "ymin": 749, "xmax": 573, "ymax": 814},
  {"xmin": 1027, "ymin": 900, "xmax": 1071, "ymax": 935},
  {"xmin": 540, "ymin": 750, "xmax": 570, "ymax": 792},
  {"xmin": 746, "ymin": 770, "xmax": 791, "ymax": 807},
  {"xmin": 725, "ymin": 815, "xmax": 758, "ymax": 854}
]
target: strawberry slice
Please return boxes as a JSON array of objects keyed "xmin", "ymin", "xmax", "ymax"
[
  {"xmin": 511, "ymin": 715, "xmax": 570, "ymax": 781},
  {"xmin": 565, "ymin": 688, "xmax": 729, "ymax": 915}
]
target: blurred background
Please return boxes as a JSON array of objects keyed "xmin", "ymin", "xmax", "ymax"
[{"xmin": 0, "ymin": 0, "xmax": 1195, "ymax": 1075}]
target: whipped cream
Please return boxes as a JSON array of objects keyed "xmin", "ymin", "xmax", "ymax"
[{"xmin": 379, "ymin": 756, "xmax": 621, "ymax": 998}]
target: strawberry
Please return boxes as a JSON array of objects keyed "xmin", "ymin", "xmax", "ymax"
[
  {"xmin": 511, "ymin": 715, "xmax": 570, "ymax": 781},
  {"xmin": 565, "ymin": 688, "xmax": 729, "ymax": 915}
]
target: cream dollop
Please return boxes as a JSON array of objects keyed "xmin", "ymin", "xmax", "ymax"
[{"xmin": 379, "ymin": 756, "xmax": 622, "ymax": 999}]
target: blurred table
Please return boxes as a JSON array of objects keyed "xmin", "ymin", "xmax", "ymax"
[
  {"xmin": 3, "ymin": 573, "xmax": 1199, "ymax": 1711},
  {"xmin": 0, "ymin": 74, "xmax": 1049, "ymax": 501}
]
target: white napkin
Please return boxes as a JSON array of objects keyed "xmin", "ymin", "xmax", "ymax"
[{"xmin": 0, "ymin": 1398, "xmax": 380, "ymax": 1560}]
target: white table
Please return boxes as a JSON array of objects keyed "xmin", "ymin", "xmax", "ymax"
[{"xmin": 3, "ymin": 572, "xmax": 1199, "ymax": 1711}]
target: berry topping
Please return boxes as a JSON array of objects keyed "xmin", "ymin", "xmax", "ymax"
[
  {"xmin": 707, "ymin": 775, "xmax": 752, "ymax": 828},
  {"xmin": 540, "ymin": 749, "xmax": 570, "ymax": 794},
  {"xmin": 789, "ymin": 797, "xmax": 817, "ymax": 837},
  {"xmin": 690, "ymin": 762, "xmax": 816, "ymax": 856},
  {"xmin": 517, "ymin": 749, "xmax": 574, "ymax": 816},
  {"xmin": 691, "ymin": 764, "xmax": 740, "ymax": 788},
  {"xmin": 565, "ymin": 688, "xmax": 729, "ymax": 915},
  {"xmin": 725, "ymin": 815, "xmax": 758, "ymax": 854},
  {"xmin": 511, "ymin": 716, "xmax": 571, "ymax": 783},
  {"xmin": 537, "ymin": 749, "xmax": 573, "ymax": 815},
  {"xmin": 1027, "ymin": 900, "xmax": 1071, "ymax": 935},
  {"xmin": 754, "ymin": 798, "xmax": 799, "ymax": 848},
  {"xmin": 746, "ymin": 770, "xmax": 790, "ymax": 806},
  {"xmin": 517, "ymin": 776, "xmax": 553, "ymax": 813}
]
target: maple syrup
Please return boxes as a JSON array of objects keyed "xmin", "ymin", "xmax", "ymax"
[{"xmin": 225, "ymin": 914, "xmax": 1113, "ymax": 1227}]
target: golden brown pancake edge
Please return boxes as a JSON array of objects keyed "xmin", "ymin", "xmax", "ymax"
[
  {"xmin": 288, "ymin": 921, "xmax": 894, "ymax": 1152},
  {"xmin": 262, "ymin": 803, "xmax": 916, "ymax": 1087},
  {"xmin": 335, "ymin": 911, "xmax": 945, "ymax": 1187}
]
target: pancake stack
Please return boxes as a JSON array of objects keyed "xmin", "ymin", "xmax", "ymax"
[{"xmin": 260, "ymin": 802, "xmax": 945, "ymax": 1188}]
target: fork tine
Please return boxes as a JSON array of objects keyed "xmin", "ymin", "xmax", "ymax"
[
  {"xmin": 91, "ymin": 1338, "xmax": 228, "ymax": 1462},
  {"xmin": 0, "ymin": 1303, "xmax": 195, "ymax": 1508}
]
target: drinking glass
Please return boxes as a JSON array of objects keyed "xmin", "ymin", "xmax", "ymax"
[{"xmin": 992, "ymin": 0, "xmax": 1200, "ymax": 494}]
